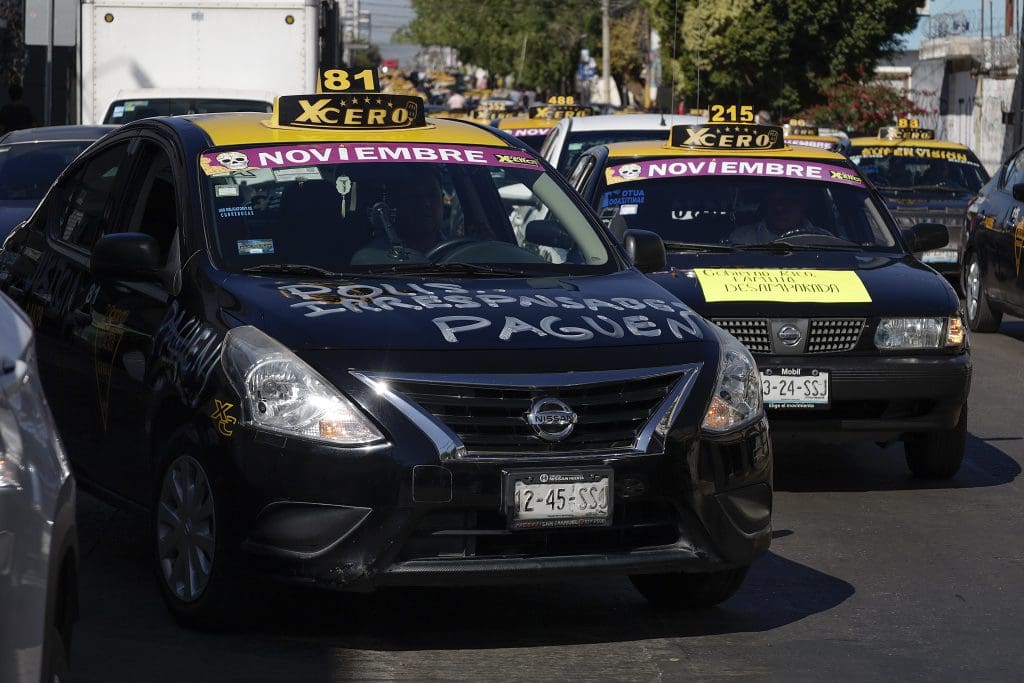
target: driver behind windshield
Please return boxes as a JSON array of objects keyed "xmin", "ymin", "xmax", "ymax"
[{"xmin": 729, "ymin": 187, "xmax": 828, "ymax": 244}]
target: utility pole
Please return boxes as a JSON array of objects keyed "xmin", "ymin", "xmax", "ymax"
[{"xmin": 602, "ymin": 0, "xmax": 610, "ymax": 105}]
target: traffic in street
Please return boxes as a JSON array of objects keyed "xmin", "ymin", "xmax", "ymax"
[
  {"xmin": 68, "ymin": 319, "xmax": 1022, "ymax": 680},
  {"xmin": 3, "ymin": 0, "xmax": 1024, "ymax": 680}
]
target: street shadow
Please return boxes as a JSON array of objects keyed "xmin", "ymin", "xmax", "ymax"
[
  {"xmin": 69, "ymin": 493, "xmax": 853, "ymax": 681},
  {"xmin": 773, "ymin": 431, "xmax": 1020, "ymax": 493}
]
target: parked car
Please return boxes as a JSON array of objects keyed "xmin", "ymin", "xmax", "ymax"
[
  {"xmin": 0, "ymin": 74, "xmax": 773, "ymax": 626},
  {"xmin": 0, "ymin": 125, "xmax": 115, "ymax": 239},
  {"xmin": 0, "ymin": 291, "xmax": 77, "ymax": 682},
  {"xmin": 961, "ymin": 144, "xmax": 1024, "ymax": 331}
]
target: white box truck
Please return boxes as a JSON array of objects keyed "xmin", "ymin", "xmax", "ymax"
[{"xmin": 78, "ymin": 0, "xmax": 334, "ymax": 124}]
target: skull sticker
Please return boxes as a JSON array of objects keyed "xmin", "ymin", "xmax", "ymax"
[
  {"xmin": 618, "ymin": 163, "xmax": 642, "ymax": 180},
  {"xmin": 216, "ymin": 151, "xmax": 250, "ymax": 171}
]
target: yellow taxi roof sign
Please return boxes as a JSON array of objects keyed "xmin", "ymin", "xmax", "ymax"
[
  {"xmin": 271, "ymin": 92, "xmax": 427, "ymax": 131},
  {"xmin": 316, "ymin": 68, "xmax": 381, "ymax": 94},
  {"xmin": 669, "ymin": 123, "xmax": 785, "ymax": 151}
]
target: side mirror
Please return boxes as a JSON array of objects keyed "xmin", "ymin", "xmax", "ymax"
[
  {"xmin": 902, "ymin": 222, "xmax": 949, "ymax": 254},
  {"xmin": 1013, "ymin": 183, "xmax": 1024, "ymax": 201},
  {"xmin": 90, "ymin": 232, "xmax": 162, "ymax": 282},
  {"xmin": 525, "ymin": 219, "xmax": 573, "ymax": 249},
  {"xmin": 622, "ymin": 229, "xmax": 666, "ymax": 273}
]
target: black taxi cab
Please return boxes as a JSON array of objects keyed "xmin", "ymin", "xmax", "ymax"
[
  {"xmin": 493, "ymin": 97, "xmax": 595, "ymax": 152},
  {"xmin": 960, "ymin": 143, "xmax": 1024, "ymax": 331},
  {"xmin": 568, "ymin": 111, "xmax": 971, "ymax": 480},
  {"xmin": 849, "ymin": 120, "xmax": 989, "ymax": 279},
  {"xmin": 0, "ymin": 71, "xmax": 772, "ymax": 625}
]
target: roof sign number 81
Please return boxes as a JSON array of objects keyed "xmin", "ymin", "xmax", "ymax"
[
  {"xmin": 318, "ymin": 68, "xmax": 381, "ymax": 93},
  {"xmin": 710, "ymin": 105, "xmax": 755, "ymax": 123}
]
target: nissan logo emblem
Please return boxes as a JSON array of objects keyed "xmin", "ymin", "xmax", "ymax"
[
  {"xmin": 778, "ymin": 324, "xmax": 802, "ymax": 347},
  {"xmin": 526, "ymin": 397, "xmax": 578, "ymax": 442}
]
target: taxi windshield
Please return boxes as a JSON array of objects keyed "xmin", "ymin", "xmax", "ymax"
[
  {"xmin": 202, "ymin": 143, "xmax": 614, "ymax": 275},
  {"xmin": 848, "ymin": 146, "xmax": 987, "ymax": 193},
  {"xmin": 597, "ymin": 175, "xmax": 899, "ymax": 250}
]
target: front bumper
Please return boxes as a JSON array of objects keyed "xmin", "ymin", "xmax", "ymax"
[
  {"xmin": 222, "ymin": 419, "xmax": 773, "ymax": 590},
  {"xmin": 757, "ymin": 351, "xmax": 971, "ymax": 439}
]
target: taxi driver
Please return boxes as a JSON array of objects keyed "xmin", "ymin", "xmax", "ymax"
[{"xmin": 730, "ymin": 186, "xmax": 829, "ymax": 244}]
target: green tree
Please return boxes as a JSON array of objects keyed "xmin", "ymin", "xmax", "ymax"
[
  {"xmin": 404, "ymin": 0, "xmax": 601, "ymax": 92},
  {"xmin": 648, "ymin": 0, "xmax": 923, "ymax": 115}
]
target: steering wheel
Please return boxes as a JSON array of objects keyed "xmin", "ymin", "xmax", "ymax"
[
  {"xmin": 425, "ymin": 237, "xmax": 478, "ymax": 260},
  {"xmin": 776, "ymin": 226, "xmax": 832, "ymax": 240}
]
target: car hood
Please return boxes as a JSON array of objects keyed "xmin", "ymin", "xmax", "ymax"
[
  {"xmin": 218, "ymin": 269, "xmax": 714, "ymax": 354},
  {"xmin": 654, "ymin": 250, "xmax": 958, "ymax": 319},
  {"xmin": 0, "ymin": 201, "xmax": 35, "ymax": 239}
]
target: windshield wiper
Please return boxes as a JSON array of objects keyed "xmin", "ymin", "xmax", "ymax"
[
  {"xmin": 662, "ymin": 241, "xmax": 736, "ymax": 252},
  {"xmin": 364, "ymin": 261, "xmax": 554, "ymax": 277},
  {"xmin": 733, "ymin": 241, "xmax": 862, "ymax": 252},
  {"xmin": 242, "ymin": 263, "xmax": 343, "ymax": 277},
  {"xmin": 912, "ymin": 184, "xmax": 971, "ymax": 194}
]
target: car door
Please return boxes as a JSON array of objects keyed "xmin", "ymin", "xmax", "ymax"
[
  {"xmin": 83, "ymin": 132, "xmax": 185, "ymax": 503},
  {"xmin": 13, "ymin": 135, "xmax": 136, "ymax": 485},
  {"xmin": 989, "ymin": 149, "xmax": 1024, "ymax": 301}
]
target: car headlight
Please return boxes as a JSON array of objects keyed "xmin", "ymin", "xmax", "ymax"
[
  {"xmin": 222, "ymin": 326, "xmax": 385, "ymax": 446},
  {"xmin": 874, "ymin": 316, "xmax": 965, "ymax": 349},
  {"xmin": 702, "ymin": 328, "xmax": 764, "ymax": 433}
]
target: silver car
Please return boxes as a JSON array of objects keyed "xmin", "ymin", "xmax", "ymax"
[{"xmin": 0, "ymin": 292, "xmax": 77, "ymax": 682}]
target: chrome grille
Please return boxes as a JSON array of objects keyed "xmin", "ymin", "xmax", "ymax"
[
  {"xmin": 713, "ymin": 319, "xmax": 772, "ymax": 352},
  {"xmin": 807, "ymin": 318, "xmax": 865, "ymax": 352},
  {"xmin": 384, "ymin": 372, "xmax": 685, "ymax": 456},
  {"xmin": 713, "ymin": 318, "xmax": 865, "ymax": 354}
]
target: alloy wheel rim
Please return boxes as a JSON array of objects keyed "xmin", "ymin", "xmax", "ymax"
[
  {"xmin": 967, "ymin": 259, "xmax": 980, "ymax": 321},
  {"xmin": 157, "ymin": 455, "xmax": 215, "ymax": 603}
]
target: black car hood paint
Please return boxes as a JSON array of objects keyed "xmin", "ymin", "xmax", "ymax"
[
  {"xmin": 655, "ymin": 250, "xmax": 957, "ymax": 318},
  {"xmin": 218, "ymin": 269, "xmax": 713, "ymax": 352}
]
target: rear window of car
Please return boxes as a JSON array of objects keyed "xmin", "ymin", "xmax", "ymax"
[{"xmin": 104, "ymin": 99, "xmax": 272, "ymax": 123}]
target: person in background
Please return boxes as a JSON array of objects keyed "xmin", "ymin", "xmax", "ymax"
[
  {"xmin": 0, "ymin": 83, "xmax": 34, "ymax": 134},
  {"xmin": 446, "ymin": 90, "xmax": 467, "ymax": 111}
]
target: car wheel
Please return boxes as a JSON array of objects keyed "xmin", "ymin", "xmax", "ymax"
[
  {"xmin": 630, "ymin": 566, "xmax": 749, "ymax": 609},
  {"xmin": 964, "ymin": 252, "xmax": 1002, "ymax": 332},
  {"xmin": 42, "ymin": 624, "xmax": 70, "ymax": 683},
  {"xmin": 153, "ymin": 427, "xmax": 239, "ymax": 629},
  {"xmin": 904, "ymin": 403, "xmax": 967, "ymax": 479}
]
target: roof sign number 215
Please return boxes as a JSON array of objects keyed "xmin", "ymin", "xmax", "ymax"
[{"xmin": 710, "ymin": 105, "xmax": 755, "ymax": 123}]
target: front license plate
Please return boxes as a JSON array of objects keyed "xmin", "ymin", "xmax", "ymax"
[
  {"xmin": 504, "ymin": 469, "xmax": 612, "ymax": 530},
  {"xmin": 923, "ymin": 249, "xmax": 958, "ymax": 263},
  {"xmin": 760, "ymin": 368, "xmax": 829, "ymax": 408}
]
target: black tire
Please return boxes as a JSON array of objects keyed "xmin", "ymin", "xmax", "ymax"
[
  {"xmin": 42, "ymin": 624, "xmax": 70, "ymax": 683},
  {"xmin": 153, "ymin": 426, "xmax": 242, "ymax": 629},
  {"xmin": 963, "ymin": 251, "xmax": 1002, "ymax": 332},
  {"xmin": 630, "ymin": 566, "xmax": 749, "ymax": 609},
  {"xmin": 904, "ymin": 403, "xmax": 967, "ymax": 479}
]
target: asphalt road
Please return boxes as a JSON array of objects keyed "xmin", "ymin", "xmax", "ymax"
[{"xmin": 70, "ymin": 319, "xmax": 1024, "ymax": 682}]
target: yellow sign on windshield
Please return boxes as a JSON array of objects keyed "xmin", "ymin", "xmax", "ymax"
[{"xmin": 695, "ymin": 268, "xmax": 872, "ymax": 303}]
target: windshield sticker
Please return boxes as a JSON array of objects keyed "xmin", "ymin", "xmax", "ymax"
[
  {"xmin": 275, "ymin": 282, "xmax": 704, "ymax": 343},
  {"xmin": 786, "ymin": 138, "xmax": 838, "ymax": 150},
  {"xmin": 201, "ymin": 143, "xmax": 542, "ymax": 176},
  {"xmin": 215, "ymin": 186, "xmax": 240, "ymax": 197},
  {"xmin": 853, "ymin": 147, "xmax": 976, "ymax": 164},
  {"xmin": 619, "ymin": 204, "xmax": 638, "ymax": 215},
  {"xmin": 510, "ymin": 128, "xmax": 552, "ymax": 137},
  {"xmin": 219, "ymin": 206, "xmax": 254, "ymax": 219},
  {"xmin": 273, "ymin": 167, "xmax": 323, "ymax": 181},
  {"xmin": 237, "ymin": 239, "xmax": 275, "ymax": 255},
  {"xmin": 695, "ymin": 268, "xmax": 872, "ymax": 303},
  {"xmin": 600, "ymin": 188, "xmax": 646, "ymax": 208},
  {"xmin": 605, "ymin": 157, "xmax": 865, "ymax": 187}
]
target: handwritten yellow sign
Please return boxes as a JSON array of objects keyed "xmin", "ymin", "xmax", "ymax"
[{"xmin": 695, "ymin": 268, "xmax": 872, "ymax": 303}]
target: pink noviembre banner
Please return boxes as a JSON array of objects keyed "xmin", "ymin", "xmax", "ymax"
[{"xmin": 604, "ymin": 156, "xmax": 865, "ymax": 188}]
